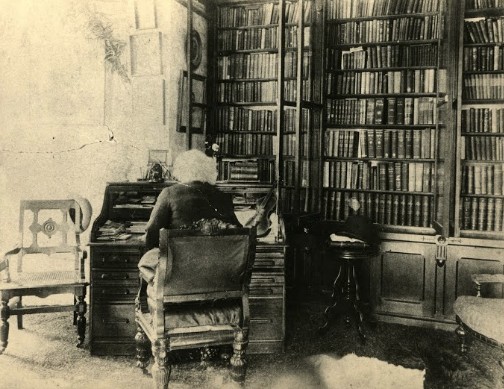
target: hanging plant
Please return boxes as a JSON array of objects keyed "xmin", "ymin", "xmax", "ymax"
[{"xmin": 87, "ymin": 14, "xmax": 130, "ymax": 83}]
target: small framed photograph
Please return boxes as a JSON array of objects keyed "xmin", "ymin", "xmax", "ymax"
[{"xmin": 177, "ymin": 71, "xmax": 207, "ymax": 134}]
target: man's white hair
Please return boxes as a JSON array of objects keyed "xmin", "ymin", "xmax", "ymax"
[{"xmin": 172, "ymin": 149, "xmax": 217, "ymax": 185}]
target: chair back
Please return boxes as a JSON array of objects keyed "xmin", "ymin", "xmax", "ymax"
[
  {"xmin": 16, "ymin": 199, "xmax": 85, "ymax": 278},
  {"xmin": 156, "ymin": 227, "xmax": 256, "ymax": 301}
]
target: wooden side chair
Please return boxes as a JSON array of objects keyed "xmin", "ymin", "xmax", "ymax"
[
  {"xmin": 135, "ymin": 226, "xmax": 256, "ymax": 389},
  {"xmin": 454, "ymin": 273, "xmax": 504, "ymax": 384},
  {"xmin": 0, "ymin": 199, "xmax": 92, "ymax": 354}
]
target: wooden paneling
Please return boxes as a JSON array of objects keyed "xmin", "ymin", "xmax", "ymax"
[{"xmin": 372, "ymin": 241, "xmax": 436, "ymax": 318}]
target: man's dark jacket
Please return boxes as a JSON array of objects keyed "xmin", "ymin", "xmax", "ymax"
[{"xmin": 144, "ymin": 181, "xmax": 241, "ymax": 250}]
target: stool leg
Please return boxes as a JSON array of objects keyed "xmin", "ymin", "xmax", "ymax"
[
  {"xmin": 318, "ymin": 264, "xmax": 343, "ymax": 333},
  {"xmin": 344, "ymin": 261, "xmax": 352, "ymax": 327},
  {"xmin": 352, "ymin": 264, "xmax": 366, "ymax": 342}
]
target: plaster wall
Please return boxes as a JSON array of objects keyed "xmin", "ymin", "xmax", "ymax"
[{"xmin": 0, "ymin": 0, "xmax": 205, "ymax": 249}]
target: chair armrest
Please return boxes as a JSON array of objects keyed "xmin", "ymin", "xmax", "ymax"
[
  {"xmin": 0, "ymin": 246, "xmax": 20, "ymax": 282},
  {"xmin": 472, "ymin": 274, "xmax": 504, "ymax": 285}
]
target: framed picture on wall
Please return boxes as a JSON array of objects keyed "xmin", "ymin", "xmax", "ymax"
[{"xmin": 177, "ymin": 71, "xmax": 206, "ymax": 134}]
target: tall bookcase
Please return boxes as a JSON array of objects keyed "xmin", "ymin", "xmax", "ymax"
[
  {"xmin": 211, "ymin": 0, "xmax": 323, "ymax": 219},
  {"xmin": 322, "ymin": 0, "xmax": 450, "ymax": 235},
  {"xmin": 455, "ymin": 0, "xmax": 504, "ymax": 239}
]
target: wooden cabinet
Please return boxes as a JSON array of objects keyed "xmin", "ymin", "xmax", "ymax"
[
  {"xmin": 249, "ymin": 244, "xmax": 286, "ymax": 353},
  {"xmin": 89, "ymin": 242, "xmax": 145, "ymax": 355},
  {"xmin": 370, "ymin": 234, "xmax": 504, "ymax": 327},
  {"xmin": 89, "ymin": 181, "xmax": 286, "ymax": 356}
]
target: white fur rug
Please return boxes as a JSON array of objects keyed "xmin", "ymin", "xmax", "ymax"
[{"xmin": 0, "ymin": 313, "xmax": 424, "ymax": 389}]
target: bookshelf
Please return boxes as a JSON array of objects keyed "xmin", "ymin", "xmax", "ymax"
[
  {"xmin": 211, "ymin": 0, "xmax": 322, "ymax": 219},
  {"xmin": 455, "ymin": 1, "xmax": 504, "ymax": 239},
  {"xmin": 322, "ymin": 0, "xmax": 449, "ymax": 234}
]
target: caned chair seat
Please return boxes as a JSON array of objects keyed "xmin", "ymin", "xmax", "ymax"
[{"xmin": 3, "ymin": 271, "xmax": 83, "ymax": 290}]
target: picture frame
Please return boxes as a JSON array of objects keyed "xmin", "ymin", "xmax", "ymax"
[{"xmin": 177, "ymin": 71, "xmax": 207, "ymax": 134}]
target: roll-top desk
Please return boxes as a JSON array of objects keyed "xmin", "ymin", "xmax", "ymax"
[{"xmin": 89, "ymin": 181, "xmax": 286, "ymax": 356}]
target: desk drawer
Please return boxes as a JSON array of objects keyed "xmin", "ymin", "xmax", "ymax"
[
  {"xmin": 92, "ymin": 285, "xmax": 138, "ymax": 301},
  {"xmin": 249, "ymin": 298, "xmax": 283, "ymax": 341},
  {"xmin": 254, "ymin": 250, "xmax": 285, "ymax": 269},
  {"xmin": 92, "ymin": 303, "xmax": 136, "ymax": 339},
  {"xmin": 250, "ymin": 273, "xmax": 284, "ymax": 297},
  {"xmin": 91, "ymin": 249, "xmax": 141, "ymax": 269},
  {"xmin": 92, "ymin": 270, "xmax": 139, "ymax": 284}
]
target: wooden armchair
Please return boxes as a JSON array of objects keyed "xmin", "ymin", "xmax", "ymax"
[
  {"xmin": 0, "ymin": 199, "xmax": 91, "ymax": 354},
  {"xmin": 454, "ymin": 273, "xmax": 504, "ymax": 384},
  {"xmin": 135, "ymin": 227, "xmax": 256, "ymax": 389}
]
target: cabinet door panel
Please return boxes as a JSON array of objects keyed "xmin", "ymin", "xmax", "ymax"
[{"xmin": 372, "ymin": 241, "xmax": 436, "ymax": 318}]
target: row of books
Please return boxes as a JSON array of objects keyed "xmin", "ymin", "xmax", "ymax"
[
  {"xmin": 282, "ymin": 133, "xmax": 315, "ymax": 157},
  {"xmin": 218, "ymin": 28, "xmax": 278, "ymax": 51},
  {"xmin": 464, "ymin": 46, "xmax": 504, "ymax": 71},
  {"xmin": 215, "ymin": 133, "xmax": 275, "ymax": 156},
  {"xmin": 217, "ymin": 81, "xmax": 277, "ymax": 103},
  {"xmin": 460, "ymin": 136, "xmax": 504, "ymax": 161},
  {"xmin": 461, "ymin": 196, "xmax": 504, "ymax": 232},
  {"xmin": 326, "ymin": 97, "xmax": 437, "ymax": 125},
  {"xmin": 284, "ymin": 26, "xmax": 312, "ymax": 49},
  {"xmin": 327, "ymin": 16, "xmax": 441, "ymax": 45},
  {"xmin": 462, "ymin": 163, "xmax": 504, "ymax": 195},
  {"xmin": 282, "ymin": 158, "xmax": 320, "ymax": 187},
  {"xmin": 284, "ymin": 79, "xmax": 313, "ymax": 102},
  {"xmin": 217, "ymin": 1, "xmax": 312, "ymax": 28},
  {"xmin": 217, "ymin": 53, "xmax": 278, "ymax": 79},
  {"xmin": 323, "ymin": 190, "xmax": 433, "ymax": 227},
  {"xmin": 284, "ymin": 107, "xmax": 320, "ymax": 134},
  {"xmin": 217, "ymin": 159, "xmax": 274, "ymax": 182},
  {"xmin": 466, "ymin": 0, "xmax": 504, "ymax": 8},
  {"xmin": 326, "ymin": 0, "xmax": 439, "ymax": 19},
  {"xmin": 284, "ymin": 51, "xmax": 312, "ymax": 79},
  {"xmin": 326, "ymin": 69, "xmax": 438, "ymax": 95},
  {"xmin": 323, "ymin": 160, "xmax": 433, "ymax": 192},
  {"xmin": 218, "ymin": 3, "xmax": 279, "ymax": 27},
  {"xmin": 326, "ymin": 44, "xmax": 439, "ymax": 70},
  {"xmin": 216, "ymin": 107, "xmax": 277, "ymax": 133},
  {"xmin": 324, "ymin": 128, "xmax": 436, "ymax": 159},
  {"xmin": 464, "ymin": 17, "xmax": 504, "ymax": 44},
  {"xmin": 461, "ymin": 107, "xmax": 504, "ymax": 133},
  {"xmin": 463, "ymin": 74, "xmax": 504, "ymax": 99},
  {"xmin": 461, "ymin": 136, "xmax": 504, "ymax": 160}
]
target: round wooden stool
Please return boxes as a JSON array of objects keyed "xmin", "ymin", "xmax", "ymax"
[{"xmin": 319, "ymin": 241, "xmax": 379, "ymax": 342}]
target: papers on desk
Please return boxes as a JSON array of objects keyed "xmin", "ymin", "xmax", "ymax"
[{"xmin": 330, "ymin": 233, "xmax": 365, "ymax": 243}]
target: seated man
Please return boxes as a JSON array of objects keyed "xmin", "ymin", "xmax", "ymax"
[{"xmin": 139, "ymin": 149, "xmax": 241, "ymax": 281}]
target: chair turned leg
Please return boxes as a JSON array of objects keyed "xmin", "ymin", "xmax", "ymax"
[
  {"xmin": 135, "ymin": 325, "xmax": 151, "ymax": 373},
  {"xmin": 151, "ymin": 339, "xmax": 170, "ymax": 389},
  {"xmin": 230, "ymin": 330, "xmax": 248, "ymax": 385},
  {"xmin": 455, "ymin": 324, "xmax": 468, "ymax": 354},
  {"xmin": 75, "ymin": 294, "xmax": 87, "ymax": 348},
  {"xmin": 17, "ymin": 297, "xmax": 23, "ymax": 330},
  {"xmin": 0, "ymin": 298, "xmax": 10, "ymax": 355}
]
